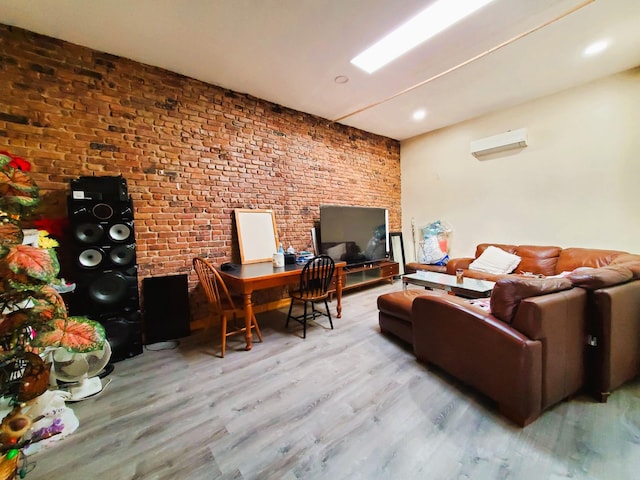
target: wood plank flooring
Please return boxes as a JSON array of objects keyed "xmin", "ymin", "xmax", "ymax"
[{"xmin": 27, "ymin": 281, "xmax": 640, "ymax": 480}]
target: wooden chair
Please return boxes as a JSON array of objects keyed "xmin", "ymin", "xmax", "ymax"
[
  {"xmin": 193, "ymin": 257, "xmax": 262, "ymax": 357},
  {"xmin": 286, "ymin": 255, "xmax": 335, "ymax": 338}
]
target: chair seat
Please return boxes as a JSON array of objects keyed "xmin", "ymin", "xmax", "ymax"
[{"xmin": 289, "ymin": 290, "xmax": 330, "ymax": 302}]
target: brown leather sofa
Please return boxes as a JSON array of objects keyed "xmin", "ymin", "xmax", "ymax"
[
  {"xmin": 566, "ymin": 260, "xmax": 640, "ymax": 401},
  {"xmin": 587, "ymin": 281, "xmax": 640, "ymax": 401},
  {"xmin": 411, "ymin": 277, "xmax": 586, "ymax": 427},
  {"xmin": 407, "ymin": 244, "xmax": 636, "ymax": 281},
  {"xmin": 392, "ymin": 244, "xmax": 640, "ymax": 423}
]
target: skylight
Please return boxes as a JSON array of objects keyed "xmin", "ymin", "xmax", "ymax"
[{"xmin": 351, "ymin": 0, "xmax": 496, "ymax": 74}]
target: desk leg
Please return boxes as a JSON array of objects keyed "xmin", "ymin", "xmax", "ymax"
[
  {"xmin": 243, "ymin": 292, "xmax": 253, "ymax": 351},
  {"xmin": 336, "ymin": 272, "xmax": 343, "ymax": 318}
]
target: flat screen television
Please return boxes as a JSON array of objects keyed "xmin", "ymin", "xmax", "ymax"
[{"xmin": 319, "ymin": 205, "xmax": 389, "ymax": 266}]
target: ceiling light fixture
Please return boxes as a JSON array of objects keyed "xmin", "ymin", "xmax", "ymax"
[
  {"xmin": 350, "ymin": 0, "xmax": 496, "ymax": 74},
  {"xmin": 412, "ymin": 109, "xmax": 427, "ymax": 121},
  {"xmin": 582, "ymin": 39, "xmax": 609, "ymax": 57},
  {"xmin": 334, "ymin": 75, "xmax": 349, "ymax": 84}
]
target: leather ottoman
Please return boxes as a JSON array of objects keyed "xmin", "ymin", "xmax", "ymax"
[{"xmin": 377, "ymin": 289, "xmax": 427, "ymax": 345}]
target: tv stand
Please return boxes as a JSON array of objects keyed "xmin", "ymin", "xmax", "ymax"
[{"xmin": 339, "ymin": 261, "xmax": 399, "ymax": 292}]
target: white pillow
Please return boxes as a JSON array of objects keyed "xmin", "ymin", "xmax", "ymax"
[{"xmin": 469, "ymin": 246, "xmax": 521, "ymax": 275}]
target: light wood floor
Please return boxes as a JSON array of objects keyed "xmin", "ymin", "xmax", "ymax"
[{"xmin": 28, "ymin": 281, "xmax": 640, "ymax": 480}]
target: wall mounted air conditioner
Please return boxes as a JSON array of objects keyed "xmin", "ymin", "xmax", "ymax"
[{"xmin": 470, "ymin": 128, "xmax": 528, "ymax": 157}]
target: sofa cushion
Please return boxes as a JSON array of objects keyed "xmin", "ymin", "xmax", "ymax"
[
  {"xmin": 377, "ymin": 289, "xmax": 424, "ymax": 323},
  {"xmin": 513, "ymin": 245, "xmax": 562, "ymax": 276},
  {"xmin": 610, "ymin": 254, "xmax": 640, "ymax": 279},
  {"xmin": 610, "ymin": 253, "xmax": 640, "ymax": 265},
  {"xmin": 490, "ymin": 276, "xmax": 573, "ymax": 324},
  {"xmin": 476, "ymin": 243, "xmax": 517, "ymax": 257},
  {"xmin": 556, "ymin": 247, "xmax": 627, "ymax": 273},
  {"xmin": 567, "ymin": 265, "xmax": 633, "ymax": 290},
  {"xmin": 470, "ymin": 246, "xmax": 521, "ymax": 275},
  {"xmin": 613, "ymin": 262, "xmax": 640, "ymax": 280}
]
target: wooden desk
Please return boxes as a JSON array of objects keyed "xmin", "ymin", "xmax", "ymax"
[{"xmin": 217, "ymin": 261, "xmax": 346, "ymax": 350}]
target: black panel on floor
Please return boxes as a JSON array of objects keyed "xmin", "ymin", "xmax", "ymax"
[{"xmin": 142, "ymin": 274, "xmax": 191, "ymax": 344}]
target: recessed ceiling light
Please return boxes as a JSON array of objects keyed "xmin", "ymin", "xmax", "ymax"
[
  {"xmin": 351, "ymin": 0, "xmax": 496, "ymax": 74},
  {"xmin": 583, "ymin": 39, "xmax": 609, "ymax": 57},
  {"xmin": 412, "ymin": 109, "xmax": 427, "ymax": 121},
  {"xmin": 334, "ymin": 75, "xmax": 349, "ymax": 84}
]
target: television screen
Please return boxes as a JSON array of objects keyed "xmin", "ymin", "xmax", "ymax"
[{"xmin": 319, "ymin": 205, "xmax": 388, "ymax": 266}]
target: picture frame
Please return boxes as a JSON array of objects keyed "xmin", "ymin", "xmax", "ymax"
[
  {"xmin": 389, "ymin": 231, "xmax": 406, "ymax": 276},
  {"xmin": 234, "ymin": 209, "xmax": 279, "ymax": 264}
]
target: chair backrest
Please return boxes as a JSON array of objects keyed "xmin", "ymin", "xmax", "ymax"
[
  {"xmin": 299, "ymin": 255, "xmax": 335, "ymax": 297},
  {"xmin": 193, "ymin": 257, "xmax": 236, "ymax": 314}
]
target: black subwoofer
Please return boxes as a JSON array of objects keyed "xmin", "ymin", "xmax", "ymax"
[{"xmin": 65, "ymin": 176, "xmax": 142, "ymax": 362}]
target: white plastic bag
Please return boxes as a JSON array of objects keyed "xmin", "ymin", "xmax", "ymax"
[
  {"xmin": 418, "ymin": 220, "xmax": 452, "ymax": 265},
  {"xmin": 21, "ymin": 390, "xmax": 79, "ymax": 456}
]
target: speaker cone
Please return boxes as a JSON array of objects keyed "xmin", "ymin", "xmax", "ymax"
[
  {"xmin": 92, "ymin": 203, "xmax": 114, "ymax": 220},
  {"xmin": 75, "ymin": 223, "xmax": 104, "ymax": 244},
  {"xmin": 110, "ymin": 244, "xmax": 136, "ymax": 266},
  {"xmin": 88, "ymin": 272, "xmax": 128, "ymax": 305},
  {"xmin": 108, "ymin": 223, "xmax": 132, "ymax": 242},
  {"xmin": 78, "ymin": 248, "xmax": 104, "ymax": 268}
]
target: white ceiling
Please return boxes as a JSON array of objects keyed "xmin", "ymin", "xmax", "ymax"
[{"xmin": 1, "ymin": 0, "xmax": 639, "ymax": 140}]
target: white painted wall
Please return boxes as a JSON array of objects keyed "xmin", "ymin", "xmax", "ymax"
[{"xmin": 401, "ymin": 67, "xmax": 640, "ymax": 262}]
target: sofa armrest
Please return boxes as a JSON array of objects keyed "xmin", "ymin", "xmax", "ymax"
[
  {"xmin": 405, "ymin": 262, "xmax": 447, "ymax": 274},
  {"xmin": 589, "ymin": 279, "xmax": 640, "ymax": 400},
  {"xmin": 411, "ymin": 294, "xmax": 542, "ymax": 426},
  {"xmin": 510, "ymin": 288, "xmax": 587, "ymax": 409},
  {"xmin": 445, "ymin": 257, "xmax": 474, "ymax": 274}
]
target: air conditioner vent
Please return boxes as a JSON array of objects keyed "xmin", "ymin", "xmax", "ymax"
[{"xmin": 470, "ymin": 128, "xmax": 528, "ymax": 157}]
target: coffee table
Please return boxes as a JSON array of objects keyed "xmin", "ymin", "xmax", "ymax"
[{"xmin": 402, "ymin": 271, "xmax": 495, "ymax": 299}]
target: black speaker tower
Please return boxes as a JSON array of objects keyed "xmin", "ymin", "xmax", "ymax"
[{"xmin": 65, "ymin": 175, "xmax": 143, "ymax": 362}]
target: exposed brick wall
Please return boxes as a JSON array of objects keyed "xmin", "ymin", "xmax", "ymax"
[{"xmin": 0, "ymin": 25, "xmax": 401, "ymax": 322}]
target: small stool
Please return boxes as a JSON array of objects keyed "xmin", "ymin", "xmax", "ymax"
[{"xmin": 377, "ymin": 289, "xmax": 425, "ymax": 345}]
